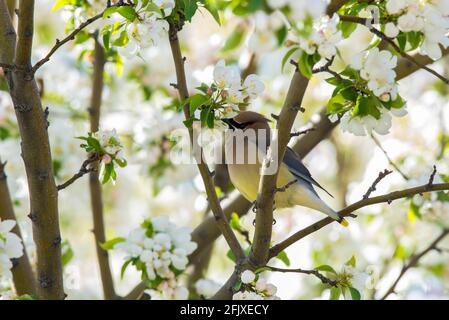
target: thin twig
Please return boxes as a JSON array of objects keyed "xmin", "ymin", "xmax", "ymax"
[
  {"xmin": 380, "ymin": 228, "xmax": 449, "ymax": 300},
  {"xmin": 371, "ymin": 134, "xmax": 410, "ymax": 180},
  {"xmin": 274, "ymin": 179, "xmax": 298, "ymax": 193},
  {"xmin": 427, "ymin": 165, "xmax": 437, "ymax": 189},
  {"xmin": 363, "ymin": 169, "xmax": 393, "ymax": 199},
  {"xmin": 31, "ymin": 2, "xmax": 129, "ymax": 73},
  {"xmin": 56, "ymin": 156, "xmax": 99, "ymax": 191},
  {"xmin": 269, "ymin": 182, "xmax": 449, "ymax": 259},
  {"xmin": 265, "ymin": 266, "xmax": 338, "ymax": 287},
  {"xmin": 290, "ymin": 127, "xmax": 316, "ymax": 138}
]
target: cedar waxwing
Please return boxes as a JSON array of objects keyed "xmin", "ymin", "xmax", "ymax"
[{"xmin": 222, "ymin": 111, "xmax": 348, "ymax": 226}]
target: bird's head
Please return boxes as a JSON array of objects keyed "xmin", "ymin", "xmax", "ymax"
[{"xmin": 221, "ymin": 111, "xmax": 271, "ymax": 132}]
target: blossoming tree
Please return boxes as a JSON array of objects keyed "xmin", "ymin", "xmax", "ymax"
[{"xmin": 0, "ymin": 0, "xmax": 449, "ymax": 300}]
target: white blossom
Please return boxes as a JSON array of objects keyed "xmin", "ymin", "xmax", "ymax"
[
  {"xmin": 0, "ymin": 219, "xmax": 24, "ymax": 282},
  {"xmin": 241, "ymin": 270, "xmax": 256, "ymax": 284},
  {"xmin": 296, "ymin": 14, "xmax": 343, "ymax": 60},
  {"xmin": 114, "ymin": 216, "xmax": 197, "ymax": 299},
  {"xmin": 195, "ymin": 279, "xmax": 221, "ymax": 298},
  {"xmin": 153, "ymin": 0, "xmax": 175, "ymax": 16}
]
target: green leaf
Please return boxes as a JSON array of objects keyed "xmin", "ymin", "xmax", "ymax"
[
  {"xmin": 183, "ymin": 118, "xmax": 196, "ymax": 128},
  {"xmin": 115, "ymin": 158, "xmax": 127, "ymax": 168},
  {"xmin": 183, "ymin": 0, "xmax": 199, "ymax": 22},
  {"xmin": 100, "ymin": 237, "xmax": 126, "ymax": 250},
  {"xmin": 330, "ymin": 287, "xmax": 341, "ymax": 300},
  {"xmin": 275, "ymin": 25, "xmax": 288, "ymax": 46},
  {"xmin": 353, "ymin": 95, "xmax": 381, "ymax": 119},
  {"xmin": 206, "ymin": 109, "xmax": 215, "ymax": 128},
  {"xmin": 61, "ymin": 240, "xmax": 74, "ymax": 268},
  {"xmin": 340, "ymin": 21, "xmax": 357, "ymax": 38},
  {"xmin": 221, "ymin": 29, "xmax": 245, "ymax": 52},
  {"xmin": 230, "ymin": 212, "xmax": 241, "ymax": 231},
  {"xmin": 113, "ymin": 30, "xmax": 129, "ymax": 47},
  {"xmin": 102, "ymin": 30, "xmax": 112, "ymax": 51},
  {"xmin": 346, "ymin": 255, "xmax": 356, "ymax": 267},
  {"xmin": 298, "ymin": 51, "xmax": 320, "ymax": 79},
  {"xmin": 276, "ymin": 251, "xmax": 291, "ymax": 267},
  {"xmin": 226, "ymin": 249, "xmax": 236, "ymax": 262},
  {"xmin": 397, "ymin": 32, "xmax": 407, "ymax": 51},
  {"xmin": 233, "ymin": 279, "xmax": 242, "ymax": 291},
  {"xmin": 203, "ymin": 0, "xmax": 221, "ymax": 25},
  {"xmin": 315, "ymin": 264, "xmax": 338, "ymax": 275},
  {"xmin": 53, "ymin": 0, "xmax": 72, "ymax": 11},
  {"xmin": 407, "ymin": 199, "xmax": 421, "ymax": 223},
  {"xmin": 282, "ymin": 47, "xmax": 299, "ymax": 72},
  {"xmin": 101, "ymin": 163, "xmax": 114, "ymax": 184},
  {"xmin": 104, "ymin": 6, "xmax": 136, "ymax": 21},
  {"xmin": 327, "ymin": 93, "xmax": 347, "ymax": 114},
  {"xmin": 298, "ymin": 51, "xmax": 313, "ymax": 79},
  {"xmin": 349, "ymin": 287, "xmax": 361, "ymax": 300},
  {"xmin": 189, "ymin": 94, "xmax": 209, "ymax": 114},
  {"xmin": 121, "ymin": 259, "xmax": 133, "ymax": 279}
]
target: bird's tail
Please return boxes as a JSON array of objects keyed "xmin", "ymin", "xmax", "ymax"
[{"xmin": 321, "ymin": 205, "xmax": 349, "ymax": 227}]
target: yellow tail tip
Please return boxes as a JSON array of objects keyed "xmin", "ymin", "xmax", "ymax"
[{"xmin": 340, "ymin": 218, "xmax": 349, "ymax": 227}]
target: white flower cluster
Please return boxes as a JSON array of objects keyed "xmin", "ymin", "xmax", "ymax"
[
  {"xmin": 351, "ymin": 48, "xmax": 399, "ymax": 101},
  {"xmin": 116, "ymin": 1, "xmax": 174, "ymax": 57},
  {"xmin": 338, "ymin": 48, "xmax": 408, "ymax": 136},
  {"xmin": 95, "ymin": 129, "xmax": 125, "ymax": 163},
  {"xmin": 144, "ymin": 278, "xmax": 189, "ymax": 300},
  {"xmin": 213, "ymin": 60, "xmax": 265, "ymax": 112},
  {"xmin": 385, "ymin": 0, "xmax": 449, "ymax": 60},
  {"xmin": 194, "ymin": 279, "xmax": 221, "ymax": 298},
  {"xmin": 114, "ymin": 216, "xmax": 197, "ymax": 299},
  {"xmin": 338, "ymin": 265, "xmax": 371, "ymax": 300},
  {"xmin": 0, "ymin": 219, "xmax": 24, "ymax": 281},
  {"xmin": 296, "ymin": 14, "xmax": 343, "ymax": 60},
  {"xmin": 232, "ymin": 270, "xmax": 280, "ymax": 300}
]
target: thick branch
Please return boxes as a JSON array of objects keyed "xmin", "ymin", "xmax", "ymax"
[
  {"xmin": 380, "ymin": 228, "xmax": 449, "ymax": 300},
  {"xmin": 0, "ymin": 161, "xmax": 36, "ymax": 296},
  {"xmin": 269, "ymin": 183, "xmax": 449, "ymax": 258},
  {"xmin": 168, "ymin": 25, "xmax": 244, "ymax": 262},
  {"xmin": 2, "ymin": 0, "xmax": 65, "ymax": 299}
]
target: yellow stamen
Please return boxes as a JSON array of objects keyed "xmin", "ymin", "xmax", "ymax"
[{"xmin": 340, "ymin": 218, "xmax": 349, "ymax": 227}]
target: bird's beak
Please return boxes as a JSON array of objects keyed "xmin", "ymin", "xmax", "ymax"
[{"xmin": 221, "ymin": 118, "xmax": 234, "ymax": 130}]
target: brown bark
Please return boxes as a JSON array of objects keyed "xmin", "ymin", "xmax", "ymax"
[
  {"xmin": 0, "ymin": 161, "xmax": 36, "ymax": 295},
  {"xmin": 1, "ymin": 0, "xmax": 64, "ymax": 299},
  {"xmin": 88, "ymin": 37, "xmax": 117, "ymax": 300}
]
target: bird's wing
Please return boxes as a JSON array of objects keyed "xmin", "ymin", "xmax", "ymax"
[{"xmin": 283, "ymin": 147, "xmax": 334, "ymax": 198}]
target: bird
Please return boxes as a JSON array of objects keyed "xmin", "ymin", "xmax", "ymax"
[{"xmin": 221, "ymin": 111, "xmax": 348, "ymax": 226}]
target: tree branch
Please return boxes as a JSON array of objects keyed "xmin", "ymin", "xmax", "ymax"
[
  {"xmin": 2, "ymin": 0, "xmax": 65, "ymax": 299},
  {"xmin": 56, "ymin": 155, "xmax": 98, "ymax": 191},
  {"xmin": 31, "ymin": 2, "xmax": 128, "ymax": 73},
  {"xmin": 371, "ymin": 134, "xmax": 410, "ymax": 180},
  {"xmin": 168, "ymin": 24, "xmax": 245, "ymax": 262},
  {"xmin": 0, "ymin": 160, "xmax": 36, "ymax": 296},
  {"xmin": 86, "ymin": 35, "xmax": 118, "ymax": 300},
  {"xmin": 380, "ymin": 228, "xmax": 449, "ymax": 300},
  {"xmin": 269, "ymin": 182, "xmax": 449, "ymax": 258},
  {"xmin": 363, "ymin": 169, "xmax": 392, "ymax": 199},
  {"xmin": 264, "ymin": 266, "xmax": 338, "ymax": 287}
]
